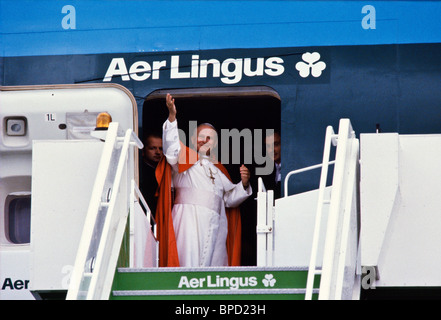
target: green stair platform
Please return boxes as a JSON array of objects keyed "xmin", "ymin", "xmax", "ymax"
[{"xmin": 110, "ymin": 266, "xmax": 320, "ymax": 300}]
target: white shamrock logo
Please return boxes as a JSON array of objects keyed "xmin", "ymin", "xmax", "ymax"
[
  {"xmin": 295, "ymin": 52, "xmax": 326, "ymax": 78},
  {"xmin": 262, "ymin": 274, "xmax": 276, "ymax": 287}
]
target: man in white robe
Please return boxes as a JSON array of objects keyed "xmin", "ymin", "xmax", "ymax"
[{"xmin": 162, "ymin": 93, "xmax": 252, "ymax": 267}]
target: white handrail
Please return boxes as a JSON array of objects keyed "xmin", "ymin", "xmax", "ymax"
[
  {"xmin": 66, "ymin": 122, "xmax": 142, "ymax": 300},
  {"xmin": 133, "ymin": 182, "xmax": 156, "ymax": 237},
  {"xmin": 283, "ymin": 161, "xmax": 335, "ymax": 198},
  {"xmin": 129, "ymin": 179, "xmax": 136, "ymax": 268},
  {"xmin": 256, "ymin": 177, "xmax": 276, "ymax": 267},
  {"xmin": 317, "ymin": 119, "xmax": 359, "ymax": 300},
  {"xmin": 66, "ymin": 123, "xmax": 119, "ymax": 300},
  {"xmin": 130, "ymin": 179, "xmax": 159, "ymax": 269},
  {"xmin": 256, "ymin": 177, "xmax": 268, "ymax": 266},
  {"xmin": 258, "ymin": 176, "xmax": 267, "ymax": 193},
  {"xmin": 300, "ymin": 119, "xmax": 360, "ymax": 300},
  {"xmin": 305, "ymin": 126, "xmax": 337, "ymax": 300},
  {"xmin": 87, "ymin": 129, "xmax": 132, "ymax": 299}
]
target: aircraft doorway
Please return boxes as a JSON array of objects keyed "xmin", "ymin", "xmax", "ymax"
[{"xmin": 141, "ymin": 86, "xmax": 281, "ymax": 266}]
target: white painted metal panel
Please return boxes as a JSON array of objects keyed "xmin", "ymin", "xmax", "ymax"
[
  {"xmin": 30, "ymin": 140, "xmax": 102, "ymax": 291},
  {"xmin": 273, "ymin": 187, "xmax": 331, "ymax": 267},
  {"xmin": 360, "ymin": 133, "xmax": 400, "ymax": 267},
  {"xmin": 361, "ymin": 133, "xmax": 441, "ymax": 286}
]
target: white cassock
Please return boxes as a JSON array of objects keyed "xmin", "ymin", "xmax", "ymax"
[{"xmin": 163, "ymin": 119, "xmax": 252, "ymax": 267}]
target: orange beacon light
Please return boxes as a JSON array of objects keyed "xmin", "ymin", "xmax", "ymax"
[{"xmin": 95, "ymin": 112, "xmax": 112, "ymax": 130}]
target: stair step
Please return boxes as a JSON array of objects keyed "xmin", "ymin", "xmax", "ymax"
[
  {"xmin": 110, "ymin": 266, "xmax": 320, "ymax": 300},
  {"xmin": 112, "ymin": 288, "xmax": 319, "ymax": 300}
]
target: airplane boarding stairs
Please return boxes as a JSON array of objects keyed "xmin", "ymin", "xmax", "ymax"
[
  {"xmin": 253, "ymin": 119, "xmax": 360, "ymax": 300},
  {"xmin": 108, "ymin": 119, "xmax": 358, "ymax": 300},
  {"xmin": 29, "ymin": 119, "xmax": 441, "ymax": 299},
  {"xmin": 30, "ymin": 120, "xmax": 360, "ymax": 299}
]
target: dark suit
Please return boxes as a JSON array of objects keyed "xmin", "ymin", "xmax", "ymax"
[
  {"xmin": 139, "ymin": 161, "xmax": 159, "ymax": 217},
  {"xmin": 260, "ymin": 163, "xmax": 281, "ymax": 200}
]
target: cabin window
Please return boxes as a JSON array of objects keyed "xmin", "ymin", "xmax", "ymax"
[{"xmin": 5, "ymin": 195, "xmax": 31, "ymax": 244}]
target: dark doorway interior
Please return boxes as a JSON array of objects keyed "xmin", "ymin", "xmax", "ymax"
[{"xmin": 142, "ymin": 86, "xmax": 281, "ymax": 266}]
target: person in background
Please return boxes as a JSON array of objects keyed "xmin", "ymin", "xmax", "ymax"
[
  {"xmin": 139, "ymin": 132, "xmax": 163, "ymax": 216},
  {"xmin": 262, "ymin": 130, "xmax": 281, "ymax": 199}
]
